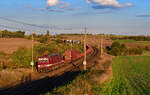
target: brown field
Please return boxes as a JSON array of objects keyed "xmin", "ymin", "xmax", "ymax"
[
  {"xmin": 0, "ymin": 38, "xmax": 38, "ymax": 54},
  {"xmin": 120, "ymin": 42, "xmax": 150, "ymax": 49}
]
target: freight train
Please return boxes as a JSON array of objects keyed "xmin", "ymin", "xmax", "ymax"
[{"xmin": 36, "ymin": 45, "xmax": 93, "ymax": 72}]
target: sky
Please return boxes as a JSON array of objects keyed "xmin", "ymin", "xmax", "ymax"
[{"xmin": 0, "ymin": 0, "xmax": 150, "ymax": 35}]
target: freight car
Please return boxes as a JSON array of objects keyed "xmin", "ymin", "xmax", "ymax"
[
  {"xmin": 63, "ymin": 39, "xmax": 81, "ymax": 44},
  {"xmin": 36, "ymin": 45, "xmax": 93, "ymax": 72}
]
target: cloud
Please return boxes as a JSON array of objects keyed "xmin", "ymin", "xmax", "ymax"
[
  {"xmin": 87, "ymin": 0, "xmax": 133, "ymax": 9},
  {"xmin": 46, "ymin": 1, "xmax": 82, "ymax": 12},
  {"xmin": 24, "ymin": 2, "xmax": 81, "ymax": 13},
  {"xmin": 86, "ymin": 0, "xmax": 91, "ymax": 4},
  {"xmin": 47, "ymin": 0, "xmax": 59, "ymax": 6},
  {"xmin": 58, "ymin": 1, "xmax": 81, "ymax": 11},
  {"xmin": 93, "ymin": 0, "xmax": 120, "ymax": 6},
  {"xmin": 136, "ymin": 14, "xmax": 150, "ymax": 17},
  {"xmin": 24, "ymin": 4, "xmax": 65, "ymax": 12}
]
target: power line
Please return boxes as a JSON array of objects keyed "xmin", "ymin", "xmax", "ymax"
[
  {"xmin": 0, "ymin": 24, "xmax": 42, "ymax": 33},
  {"xmin": 0, "ymin": 17, "xmax": 77, "ymax": 31},
  {"xmin": 0, "ymin": 17, "xmax": 49, "ymax": 29}
]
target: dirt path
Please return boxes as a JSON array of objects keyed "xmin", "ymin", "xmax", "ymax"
[{"xmin": 95, "ymin": 53, "xmax": 113, "ymax": 84}]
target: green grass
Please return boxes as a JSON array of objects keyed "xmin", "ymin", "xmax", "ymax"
[
  {"xmin": 93, "ymin": 56, "xmax": 150, "ymax": 95},
  {"xmin": 114, "ymin": 39, "xmax": 136, "ymax": 43}
]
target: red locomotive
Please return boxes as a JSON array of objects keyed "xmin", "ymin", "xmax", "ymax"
[
  {"xmin": 36, "ymin": 45, "xmax": 93, "ymax": 72},
  {"xmin": 37, "ymin": 54, "xmax": 64, "ymax": 72}
]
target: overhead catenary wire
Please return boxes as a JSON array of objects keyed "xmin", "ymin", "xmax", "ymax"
[
  {"xmin": 0, "ymin": 24, "xmax": 43, "ymax": 33},
  {"xmin": 0, "ymin": 16, "xmax": 76, "ymax": 31},
  {"xmin": 0, "ymin": 16, "xmax": 50, "ymax": 29}
]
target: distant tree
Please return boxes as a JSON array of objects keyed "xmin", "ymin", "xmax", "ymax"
[
  {"xmin": 110, "ymin": 47, "xmax": 121, "ymax": 56},
  {"xmin": 15, "ymin": 30, "xmax": 25, "ymax": 38},
  {"xmin": 46, "ymin": 30, "xmax": 50, "ymax": 37},
  {"xmin": 120, "ymin": 44, "xmax": 127, "ymax": 55},
  {"xmin": 111, "ymin": 41, "xmax": 120, "ymax": 48},
  {"xmin": 38, "ymin": 35, "xmax": 49, "ymax": 43},
  {"xmin": 1, "ymin": 30, "xmax": 25, "ymax": 38}
]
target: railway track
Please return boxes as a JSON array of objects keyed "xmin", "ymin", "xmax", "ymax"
[{"xmin": 0, "ymin": 47, "xmax": 99, "ymax": 95}]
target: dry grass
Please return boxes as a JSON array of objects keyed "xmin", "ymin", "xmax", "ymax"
[
  {"xmin": 0, "ymin": 68, "xmax": 33, "ymax": 89},
  {"xmin": 0, "ymin": 38, "xmax": 38, "ymax": 54}
]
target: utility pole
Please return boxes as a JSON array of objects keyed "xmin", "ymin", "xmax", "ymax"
[
  {"xmin": 70, "ymin": 40, "xmax": 73, "ymax": 62},
  {"xmin": 83, "ymin": 27, "xmax": 87, "ymax": 70},
  {"xmin": 100, "ymin": 34, "xmax": 103, "ymax": 58},
  {"xmin": 98, "ymin": 36, "xmax": 100, "ymax": 49},
  {"xmin": 31, "ymin": 32, "xmax": 34, "ymax": 72}
]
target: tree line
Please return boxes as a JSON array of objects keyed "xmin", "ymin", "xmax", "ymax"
[
  {"xmin": 0, "ymin": 30, "xmax": 25, "ymax": 38},
  {"xmin": 111, "ymin": 36, "xmax": 150, "ymax": 41},
  {"xmin": 0, "ymin": 29, "xmax": 52, "ymax": 43}
]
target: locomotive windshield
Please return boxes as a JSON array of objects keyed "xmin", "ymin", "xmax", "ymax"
[{"xmin": 38, "ymin": 58, "xmax": 48, "ymax": 62}]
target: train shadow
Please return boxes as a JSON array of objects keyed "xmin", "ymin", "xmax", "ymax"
[
  {"xmin": 0, "ymin": 70, "xmax": 83, "ymax": 95},
  {"xmin": 70, "ymin": 61, "xmax": 81, "ymax": 70}
]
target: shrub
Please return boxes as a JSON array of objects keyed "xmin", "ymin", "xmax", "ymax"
[
  {"xmin": 55, "ymin": 39, "xmax": 63, "ymax": 44},
  {"xmin": 37, "ymin": 35, "xmax": 49, "ymax": 43},
  {"xmin": 106, "ymin": 41, "xmax": 143, "ymax": 56},
  {"xmin": 34, "ymin": 42, "xmax": 58, "ymax": 55},
  {"xmin": 11, "ymin": 47, "xmax": 32, "ymax": 67},
  {"xmin": 0, "ymin": 52, "xmax": 7, "ymax": 70},
  {"xmin": 111, "ymin": 41, "xmax": 120, "ymax": 48},
  {"xmin": 110, "ymin": 47, "xmax": 121, "ymax": 56}
]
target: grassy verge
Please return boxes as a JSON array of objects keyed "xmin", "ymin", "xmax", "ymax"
[
  {"xmin": 93, "ymin": 56, "xmax": 150, "ymax": 95},
  {"xmin": 43, "ymin": 61, "xmax": 112, "ymax": 95}
]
